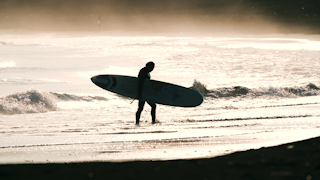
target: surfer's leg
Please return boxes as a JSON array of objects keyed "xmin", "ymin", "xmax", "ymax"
[
  {"xmin": 147, "ymin": 102, "xmax": 156, "ymax": 124},
  {"xmin": 136, "ymin": 100, "xmax": 145, "ymax": 125}
]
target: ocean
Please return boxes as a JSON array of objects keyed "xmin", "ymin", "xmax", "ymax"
[{"xmin": 1, "ymin": 33, "xmax": 320, "ymax": 163}]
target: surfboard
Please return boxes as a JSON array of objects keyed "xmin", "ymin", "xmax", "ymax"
[{"xmin": 91, "ymin": 75, "xmax": 203, "ymax": 107}]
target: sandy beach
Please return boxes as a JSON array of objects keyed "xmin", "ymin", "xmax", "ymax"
[{"xmin": 0, "ymin": 136, "xmax": 319, "ymax": 180}]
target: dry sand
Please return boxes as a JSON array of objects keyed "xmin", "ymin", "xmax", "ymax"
[{"xmin": 0, "ymin": 136, "xmax": 319, "ymax": 180}]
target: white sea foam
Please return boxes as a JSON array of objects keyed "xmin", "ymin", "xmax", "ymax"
[
  {"xmin": 0, "ymin": 90, "xmax": 57, "ymax": 115},
  {"xmin": 0, "ymin": 61, "xmax": 15, "ymax": 68}
]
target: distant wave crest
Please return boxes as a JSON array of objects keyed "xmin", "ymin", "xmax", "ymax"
[
  {"xmin": 0, "ymin": 61, "xmax": 16, "ymax": 68},
  {"xmin": 191, "ymin": 80, "xmax": 320, "ymax": 98},
  {"xmin": 50, "ymin": 92, "xmax": 108, "ymax": 101},
  {"xmin": 0, "ymin": 41, "xmax": 8, "ymax": 45},
  {"xmin": 252, "ymin": 84, "xmax": 320, "ymax": 98},
  {"xmin": 0, "ymin": 90, "xmax": 108, "ymax": 115}
]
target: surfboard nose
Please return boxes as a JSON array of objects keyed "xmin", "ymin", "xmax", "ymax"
[{"xmin": 91, "ymin": 76, "xmax": 98, "ymax": 83}]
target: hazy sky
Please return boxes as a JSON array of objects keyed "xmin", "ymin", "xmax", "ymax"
[{"xmin": 0, "ymin": 0, "xmax": 319, "ymax": 33}]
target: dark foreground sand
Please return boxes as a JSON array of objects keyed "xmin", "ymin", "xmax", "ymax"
[{"xmin": 1, "ymin": 137, "xmax": 319, "ymax": 180}]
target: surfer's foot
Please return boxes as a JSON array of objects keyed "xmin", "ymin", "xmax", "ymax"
[{"xmin": 152, "ymin": 120, "xmax": 160, "ymax": 124}]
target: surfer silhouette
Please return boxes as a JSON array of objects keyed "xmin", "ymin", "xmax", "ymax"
[{"xmin": 136, "ymin": 62, "xmax": 156, "ymax": 125}]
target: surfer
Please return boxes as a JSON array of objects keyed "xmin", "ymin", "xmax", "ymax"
[{"xmin": 136, "ymin": 62, "xmax": 156, "ymax": 125}]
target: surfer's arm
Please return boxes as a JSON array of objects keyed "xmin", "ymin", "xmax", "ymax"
[
  {"xmin": 137, "ymin": 76, "xmax": 145, "ymax": 99},
  {"xmin": 137, "ymin": 68, "xmax": 149, "ymax": 99}
]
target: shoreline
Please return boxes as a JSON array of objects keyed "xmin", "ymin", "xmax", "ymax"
[
  {"xmin": 1, "ymin": 30, "xmax": 320, "ymax": 42},
  {"xmin": 1, "ymin": 136, "xmax": 319, "ymax": 180},
  {"xmin": 1, "ymin": 29, "xmax": 320, "ymax": 43}
]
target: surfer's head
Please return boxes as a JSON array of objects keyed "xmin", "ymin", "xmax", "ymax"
[{"xmin": 146, "ymin": 61, "xmax": 155, "ymax": 72}]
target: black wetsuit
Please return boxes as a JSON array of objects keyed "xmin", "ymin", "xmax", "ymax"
[{"xmin": 136, "ymin": 67, "xmax": 156, "ymax": 125}]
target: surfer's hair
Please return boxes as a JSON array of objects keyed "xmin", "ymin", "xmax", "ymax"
[{"xmin": 146, "ymin": 61, "xmax": 155, "ymax": 68}]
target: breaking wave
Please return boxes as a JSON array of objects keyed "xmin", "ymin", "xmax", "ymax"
[
  {"xmin": 0, "ymin": 90, "xmax": 57, "ymax": 115},
  {"xmin": 191, "ymin": 80, "xmax": 320, "ymax": 98},
  {"xmin": 0, "ymin": 90, "xmax": 108, "ymax": 115}
]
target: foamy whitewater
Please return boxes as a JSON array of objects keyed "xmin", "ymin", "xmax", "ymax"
[{"xmin": 1, "ymin": 33, "xmax": 320, "ymax": 163}]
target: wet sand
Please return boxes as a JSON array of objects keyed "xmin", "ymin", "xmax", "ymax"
[{"xmin": 0, "ymin": 136, "xmax": 319, "ymax": 180}]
